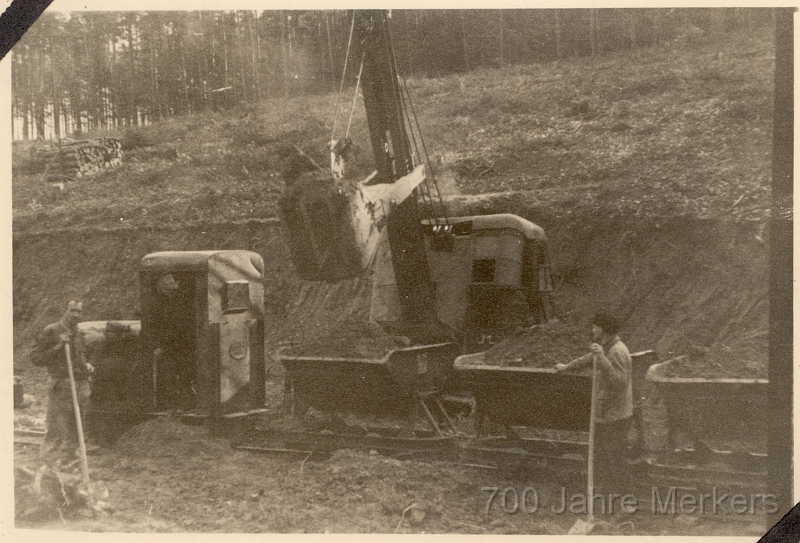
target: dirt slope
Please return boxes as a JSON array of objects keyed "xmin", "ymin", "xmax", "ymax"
[{"xmin": 13, "ymin": 205, "xmax": 767, "ymax": 378}]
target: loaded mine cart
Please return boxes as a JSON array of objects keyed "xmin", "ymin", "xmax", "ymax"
[
  {"xmin": 451, "ymin": 345, "xmax": 659, "ymax": 469},
  {"xmin": 455, "ymin": 335, "xmax": 767, "ymax": 487},
  {"xmin": 89, "ymin": 250, "xmax": 266, "ymax": 442},
  {"xmin": 645, "ymin": 356, "xmax": 768, "ymax": 489},
  {"xmin": 274, "ymin": 10, "xmax": 553, "ymax": 444}
]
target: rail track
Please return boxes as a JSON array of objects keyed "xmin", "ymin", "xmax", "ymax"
[
  {"xmin": 15, "ymin": 409, "xmax": 766, "ymax": 495},
  {"xmin": 227, "ymin": 419, "xmax": 765, "ymax": 493}
]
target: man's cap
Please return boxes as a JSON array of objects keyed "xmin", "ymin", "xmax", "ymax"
[
  {"xmin": 158, "ymin": 274, "xmax": 180, "ymax": 293},
  {"xmin": 592, "ymin": 310, "xmax": 621, "ymax": 335},
  {"xmin": 67, "ymin": 300, "xmax": 83, "ymax": 311}
]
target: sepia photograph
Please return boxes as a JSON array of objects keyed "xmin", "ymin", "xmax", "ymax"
[{"xmin": 8, "ymin": 4, "xmax": 790, "ymax": 537}]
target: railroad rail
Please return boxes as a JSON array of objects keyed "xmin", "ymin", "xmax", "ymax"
[
  {"xmin": 14, "ymin": 411, "xmax": 766, "ymax": 493},
  {"xmin": 228, "ymin": 420, "xmax": 765, "ymax": 492}
]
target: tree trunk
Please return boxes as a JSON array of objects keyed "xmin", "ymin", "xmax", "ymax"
[
  {"xmin": 110, "ymin": 35, "xmax": 118, "ymax": 128},
  {"xmin": 250, "ymin": 11, "xmax": 260, "ymax": 101},
  {"xmin": 128, "ymin": 19, "xmax": 138, "ymax": 126},
  {"xmin": 22, "ymin": 101, "xmax": 29, "ymax": 140},
  {"xmin": 554, "ymin": 10, "xmax": 563, "ymax": 59},
  {"xmin": 36, "ymin": 46, "xmax": 45, "ymax": 139},
  {"xmin": 589, "ymin": 9, "xmax": 599, "ymax": 56},
  {"xmin": 238, "ymin": 12, "xmax": 248, "ymax": 103},
  {"xmin": 181, "ymin": 46, "xmax": 190, "ymax": 113},
  {"xmin": 70, "ymin": 38, "xmax": 81, "ymax": 134},
  {"xmin": 202, "ymin": 12, "xmax": 210, "ymax": 108},
  {"xmin": 498, "ymin": 10, "xmax": 504, "ymax": 68},
  {"xmin": 460, "ymin": 11, "xmax": 469, "ymax": 71},
  {"xmin": 288, "ymin": 13, "xmax": 294, "ymax": 81},
  {"xmin": 325, "ymin": 10, "xmax": 335, "ymax": 89},
  {"xmin": 222, "ymin": 20, "xmax": 229, "ymax": 88},
  {"xmin": 281, "ymin": 10, "xmax": 288, "ymax": 98},
  {"xmin": 23, "ymin": 50, "xmax": 31, "ymax": 139},
  {"xmin": 51, "ymin": 39, "xmax": 61, "ymax": 138}
]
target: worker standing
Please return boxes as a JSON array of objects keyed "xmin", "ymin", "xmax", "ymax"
[
  {"xmin": 31, "ymin": 300, "xmax": 94, "ymax": 468},
  {"xmin": 152, "ymin": 273, "xmax": 197, "ymax": 411},
  {"xmin": 555, "ymin": 311, "xmax": 633, "ymax": 493}
]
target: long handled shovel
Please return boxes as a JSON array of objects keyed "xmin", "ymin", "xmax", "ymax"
[
  {"xmin": 64, "ymin": 343, "xmax": 108, "ymax": 506},
  {"xmin": 568, "ymin": 353, "xmax": 598, "ymax": 535}
]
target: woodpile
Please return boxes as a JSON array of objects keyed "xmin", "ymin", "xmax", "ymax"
[{"xmin": 42, "ymin": 138, "xmax": 123, "ymax": 181}]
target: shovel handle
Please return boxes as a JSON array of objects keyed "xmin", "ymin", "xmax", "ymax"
[
  {"xmin": 586, "ymin": 354, "xmax": 598, "ymax": 522},
  {"xmin": 64, "ymin": 343, "xmax": 91, "ymax": 488}
]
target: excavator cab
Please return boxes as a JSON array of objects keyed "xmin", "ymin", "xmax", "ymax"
[
  {"xmin": 430, "ymin": 214, "xmax": 552, "ymax": 352},
  {"xmin": 370, "ymin": 214, "xmax": 552, "ymax": 352}
]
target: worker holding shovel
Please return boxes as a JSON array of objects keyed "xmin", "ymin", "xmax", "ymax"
[
  {"xmin": 555, "ymin": 311, "xmax": 634, "ymax": 496},
  {"xmin": 31, "ymin": 300, "xmax": 94, "ymax": 469}
]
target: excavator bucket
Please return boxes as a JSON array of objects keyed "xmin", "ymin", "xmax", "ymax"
[{"xmin": 278, "ymin": 164, "xmax": 427, "ymax": 282}]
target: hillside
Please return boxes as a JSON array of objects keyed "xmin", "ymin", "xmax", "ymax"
[{"xmin": 12, "ymin": 30, "xmax": 772, "ymax": 232}]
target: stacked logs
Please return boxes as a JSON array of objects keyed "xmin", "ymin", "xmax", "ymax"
[{"xmin": 42, "ymin": 138, "xmax": 123, "ymax": 181}]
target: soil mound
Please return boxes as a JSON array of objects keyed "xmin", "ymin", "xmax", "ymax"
[
  {"xmin": 114, "ymin": 417, "xmax": 231, "ymax": 458},
  {"xmin": 482, "ymin": 321, "xmax": 591, "ymax": 368},
  {"xmin": 660, "ymin": 335, "xmax": 768, "ymax": 380},
  {"xmin": 283, "ymin": 316, "xmax": 406, "ymax": 359}
]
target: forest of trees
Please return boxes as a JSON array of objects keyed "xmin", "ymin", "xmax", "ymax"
[{"xmin": 11, "ymin": 8, "xmax": 774, "ymax": 141}]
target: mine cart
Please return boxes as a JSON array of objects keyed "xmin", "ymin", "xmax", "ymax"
[
  {"xmin": 646, "ymin": 357, "xmax": 768, "ymax": 483},
  {"xmin": 138, "ymin": 250, "xmax": 266, "ymax": 416},
  {"xmin": 451, "ymin": 350, "xmax": 661, "ymax": 464},
  {"xmin": 279, "ymin": 343, "xmax": 460, "ymax": 435},
  {"xmin": 453, "ymin": 352, "xmax": 592, "ymax": 433}
]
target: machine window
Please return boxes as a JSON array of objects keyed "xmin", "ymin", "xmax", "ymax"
[
  {"xmin": 472, "ymin": 259, "xmax": 496, "ymax": 283},
  {"xmin": 223, "ymin": 281, "xmax": 250, "ymax": 313},
  {"xmin": 452, "ymin": 222, "xmax": 472, "ymax": 236}
]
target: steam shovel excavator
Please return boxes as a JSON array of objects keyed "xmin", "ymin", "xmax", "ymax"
[{"xmin": 277, "ymin": 10, "xmax": 554, "ymax": 433}]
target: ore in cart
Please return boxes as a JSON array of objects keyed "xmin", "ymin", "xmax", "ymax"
[
  {"xmin": 279, "ymin": 342, "xmax": 461, "ymax": 437},
  {"xmin": 90, "ymin": 250, "xmax": 267, "ymax": 441}
]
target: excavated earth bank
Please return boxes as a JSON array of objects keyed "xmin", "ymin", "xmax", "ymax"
[{"xmin": 13, "ymin": 200, "xmax": 767, "ymax": 390}]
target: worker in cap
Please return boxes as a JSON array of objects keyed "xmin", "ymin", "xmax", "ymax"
[
  {"xmin": 555, "ymin": 310, "xmax": 633, "ymax": 495},
  {"xmin": 31, "ymin": 300, "xmax": 94, "ymax": 468},
  {"xmin": 157, "ymin": 273, "xmax": 180, "ymax": 296}
]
